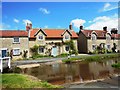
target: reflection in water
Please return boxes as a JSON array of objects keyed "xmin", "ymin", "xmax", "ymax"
[{"xmin": 22, "ymin": 59, "xmax": 120, "ymax": 85}]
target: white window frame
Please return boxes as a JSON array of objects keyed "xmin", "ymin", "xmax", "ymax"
[
  {"xmin": 91, "ymin": 34, "xmax": 97, "ymax": 40},
  {"xmin": 13, "ymin": 48, "xmax": 20, "ymax": 56},
  {"xmin": 38, "ymin": 35, "xmax": 43, "ymax": 40},
  {"xmin": 13, "ymin": 37, "xmax": 20, "ymax": 43}
]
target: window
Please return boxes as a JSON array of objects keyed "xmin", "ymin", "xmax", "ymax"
[
  {"xmin": 65, "ymin": 45, "xmax": 69, "ymax": 51},
  {"xmin": 13, "ymin": 37, "xmax": 19, "ymax": 43},
  {"xmin": 65, "ymin": 35, "xmax": 69, "ymax": 40},
  {"xmin": 91, "ymin": 34, "xmax": 97, "ymax": 40},
  {"xmin": 107, "ymin": 45, "xmax": 110, "ymax": 49},
  {"xmin": 38, "ymin": 35, "xmax": 43, "ymax": 40},
  {"xmin": 39, "ymin": 46, "xmax": 44, "ymax": 53},
  {"xmin": 92, "ymin": 45, "xmax": 96, "ymax": 50},
  {"xmin": 13, "ymin": 49, "xmax": 20, "ymax": 55}
]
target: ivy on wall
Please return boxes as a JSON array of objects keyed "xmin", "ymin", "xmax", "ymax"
[{"xmin": 64, "ymin": 40, "xmax": 78, "ymax": 55}]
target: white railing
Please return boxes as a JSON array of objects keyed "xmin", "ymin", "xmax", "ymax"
[{"xmin": 0, "ymin": 57, "xmax": 11, "ymax": 72}]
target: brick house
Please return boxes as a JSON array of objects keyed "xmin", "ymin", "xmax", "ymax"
[
  {"xmin": 0, "ymin": 30, "xmax": 29, "ymax": 60},
  {"xmin": 77, "ymin": 26, "xmax": 117, "ymax": 53},
  {"xmin": 28, "ymin": 24, "xmax": 78, "ymax": 57}
]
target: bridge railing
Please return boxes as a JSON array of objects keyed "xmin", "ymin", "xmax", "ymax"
[{"xmin": 0, "ymin": 57, "xmax": 11, "ymax": 72}]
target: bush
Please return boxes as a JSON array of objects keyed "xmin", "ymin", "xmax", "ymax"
[
  {"xmin": 57, "ymin": 53, "xmax": 68, "ymax": 57},
  {"xmin": 32, "ymin": 54, "xmax": 49, "ymax": 59},
  {"xmin": 112, "ymin": 63, "xmax": 120, "ymax": 68}
]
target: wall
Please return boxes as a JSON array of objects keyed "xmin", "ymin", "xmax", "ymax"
[{"xmin": 0, "ymin": 37, "xmax": 29, "ymax": 60}]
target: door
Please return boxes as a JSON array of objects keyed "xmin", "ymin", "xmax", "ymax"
[
  {"xmin": 51, "ymin": 46, "xmax": 58, "ymax": 57},
  {"xmin": 1, "ymin": 49, "xmax": 7, "ymax": 58}
]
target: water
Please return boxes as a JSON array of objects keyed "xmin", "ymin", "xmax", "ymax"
[{"xmin": 21, "ymin": 60, "xmax": 120, "ymax": 85}]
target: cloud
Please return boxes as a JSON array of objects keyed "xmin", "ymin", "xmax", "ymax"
[
  {"xmin": 44, "ymin": 25, "xmax": 48, "ymax": 28},
  {"xmin": 39, "ymin": 8, "xmax": 50, "ymax": 14},
  {"xmin": 100, "ymin": 3, "xmax": 118, "ymax": 12},
  {"xmin": 71, "ymin": 18, "xmax": 86, "ymax": 28},
  {"xmin": 0, "ymin": 23, "xmax": 11, "ymax": 30},
  {"xmin": 86, "ymin": 14, "xmax": 118, "ymax": 33},
  {"xmin": 13, "ymin": 18, "xmax": 19, "ymax": 23},
  {"xmin": 23, "ymin": 19, "xmax": 32, "ymax": 25}
]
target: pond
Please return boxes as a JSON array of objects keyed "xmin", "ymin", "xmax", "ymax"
[{"xmin": 20, "ymin": 60, "xmax": 120, "ymax": 85}]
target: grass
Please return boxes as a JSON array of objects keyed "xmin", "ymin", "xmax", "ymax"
[
  {"xmin": 0, "ymin": 73, "xmax": 62, "ymax": 88},
  {"xmin": 62, "ymin": 53, "xmax": 120, "ymax": 63},
  {"xmin": 112, "ymin": 62, "xmax": 120, "ymax": 68}
]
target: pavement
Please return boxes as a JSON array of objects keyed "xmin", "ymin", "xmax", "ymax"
[{"xmin": 11, "ymin": 54, "xmax": 90, "ymax": 66}]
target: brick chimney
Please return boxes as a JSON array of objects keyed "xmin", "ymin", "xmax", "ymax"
[
  {"xmin": 26, "ymin": 23, "xmax": 32, "ymax": 31},
  {"xmin": 103, "ymin": 26, "xmax": 107, "ymax": 32},
  {"xmin": 69, "ymin": 23, "xmax": 72, "ymax": 30}
]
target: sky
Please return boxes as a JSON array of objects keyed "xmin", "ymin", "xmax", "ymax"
[{"xmin": 1, "ymin": 2, "xmax": 119, "ymax": 33}]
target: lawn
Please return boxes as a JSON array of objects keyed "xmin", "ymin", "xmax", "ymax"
[{"xmin": 0, "ymin": 73, "xmax": 62, "ymax": 88}]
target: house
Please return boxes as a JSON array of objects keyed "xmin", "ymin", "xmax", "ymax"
[
  {"xmin": 111, "ymin": 33, "xmax": 120, "ymax": 52},
  {"xmin": 27, "ymin": 24, "xmax": 78, "ymax": 57},
  {"xmin": 0, "ymin": 30, "xmax": 29, "ymax": 60},
  {"xmin": 78, "ymin": 26, "xmax": 114, "ymax": 53}
]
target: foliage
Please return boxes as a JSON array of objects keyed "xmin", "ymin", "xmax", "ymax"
[
  {"xmin": 1, "ymin": 73, "xmax": 62, "ymax": 88},
  {"xmin": 23, "ymin": 50, "xmax": 28, "ymax": 59},
  {"xmin": 112, "ymin": 43, "xmax": 117, "ymax": 52},
  {"xmin": 30, "ymin": 45, "xmax": 39, "ymax": 55},
  {"xmin": 62, "ymin": 53, "xmax": 120, "ymax": 63},
  {"xmin": 64, "ymin": 40, "xmax": 78, "ymax": 55},
  {"xmin": 30, "ymin": 45, "xmax": 49, "ymax": 59},
  {"xmin": 32, "ymin": 54, "xmax": 50, "ymax": 59},
  {"xmin": 112, "ymin": 62, "xmax": 120, "ymax": 68},
  {"xmin": 57, "ymin": 53, "xmax": 69, "ymax": 57}
]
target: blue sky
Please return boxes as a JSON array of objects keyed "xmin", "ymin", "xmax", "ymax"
[{"xmin": 1, "ymin": 2, "xmax": 119, "ymax": 32}]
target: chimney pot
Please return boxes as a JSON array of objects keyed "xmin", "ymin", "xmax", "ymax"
[
  {"xmin": 69, "ymin": 24, "xmax": 72, "ymax": 30},
  {"xmin": 80, "ymin": 26, "xmax": 83, "ymax": 30},
  {"xmin": 103, "ymin": 26, "xmax": 107, "ymax": 32}
]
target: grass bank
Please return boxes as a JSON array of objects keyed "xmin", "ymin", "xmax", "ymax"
[
  {"xmin": 0, "ymin": 73, "xmax": 62, "ymax": 88},
  {"xmin": 62, "ymin": 53, "xmax": 120, "ymax": 63}
]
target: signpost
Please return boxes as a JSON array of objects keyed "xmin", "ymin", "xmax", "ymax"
[{"xmin": 0, "ymin": 57, "xmax": 11, "ymax": 72}]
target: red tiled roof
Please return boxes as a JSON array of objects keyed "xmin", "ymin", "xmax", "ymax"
[
  {"xmin": 0, "ymin": 30, "xmax": 28, "ymax": 37},
  {"xmin": 111, "ymin": 34, "xmax": 120, "ymax": 39},
  {"xmin": 81, "ymin": 30, "xmax": 107, "ymax": 38},
  {"xmin": 30, "ymin": 28, "xmax": 78, "ymax": 38}
]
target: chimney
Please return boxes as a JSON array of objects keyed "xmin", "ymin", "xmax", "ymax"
[
  {"xmin": 80, "ymin": 26, "xmax": 83, "ymax": 30},
  {"xmin": 111, "ymin": 28, "xmax": 118, "ymax": 34},
  {"xmin": 69, "ymin": 23, "xmax": 72, "ymax": 30},
  {"xmin": 103, "ymin": 26, "xmax": 107, "ymax": 32},
  {"xmin": 29, "ymin": 23, "xmax": 32, "ymax": 29},
  {"xmin": 26, "ymin": 23, "xmax": 32, "ymax": 31}
]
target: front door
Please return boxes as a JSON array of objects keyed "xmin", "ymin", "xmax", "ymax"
[
  {"xmin": 51, "ymin": 46, "xmax": 58, "ymax": 57},
  {"xmin": 1, "ymin": 49, "xmax": 7, "ymax": 58}
]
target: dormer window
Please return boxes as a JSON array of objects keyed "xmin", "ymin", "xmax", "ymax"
[
  {"xmin": 13, "ymin": 37, "xmax": 20, "ymax": 43},
  {"xmin": 38, "ymin": 35, "xmax": 43, "ymax": 40},
  {"xmin": 91, "ymin": 34, "xmax": 97, "ymax": 40},
  {"xmin": 65, "ymin": 35, "xmax": 69, "ymax": 40}
]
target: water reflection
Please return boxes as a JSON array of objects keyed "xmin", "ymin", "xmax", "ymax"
[{"xmin": 22, "ymin": 60, "xmax": 120, "ymax": 85}]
